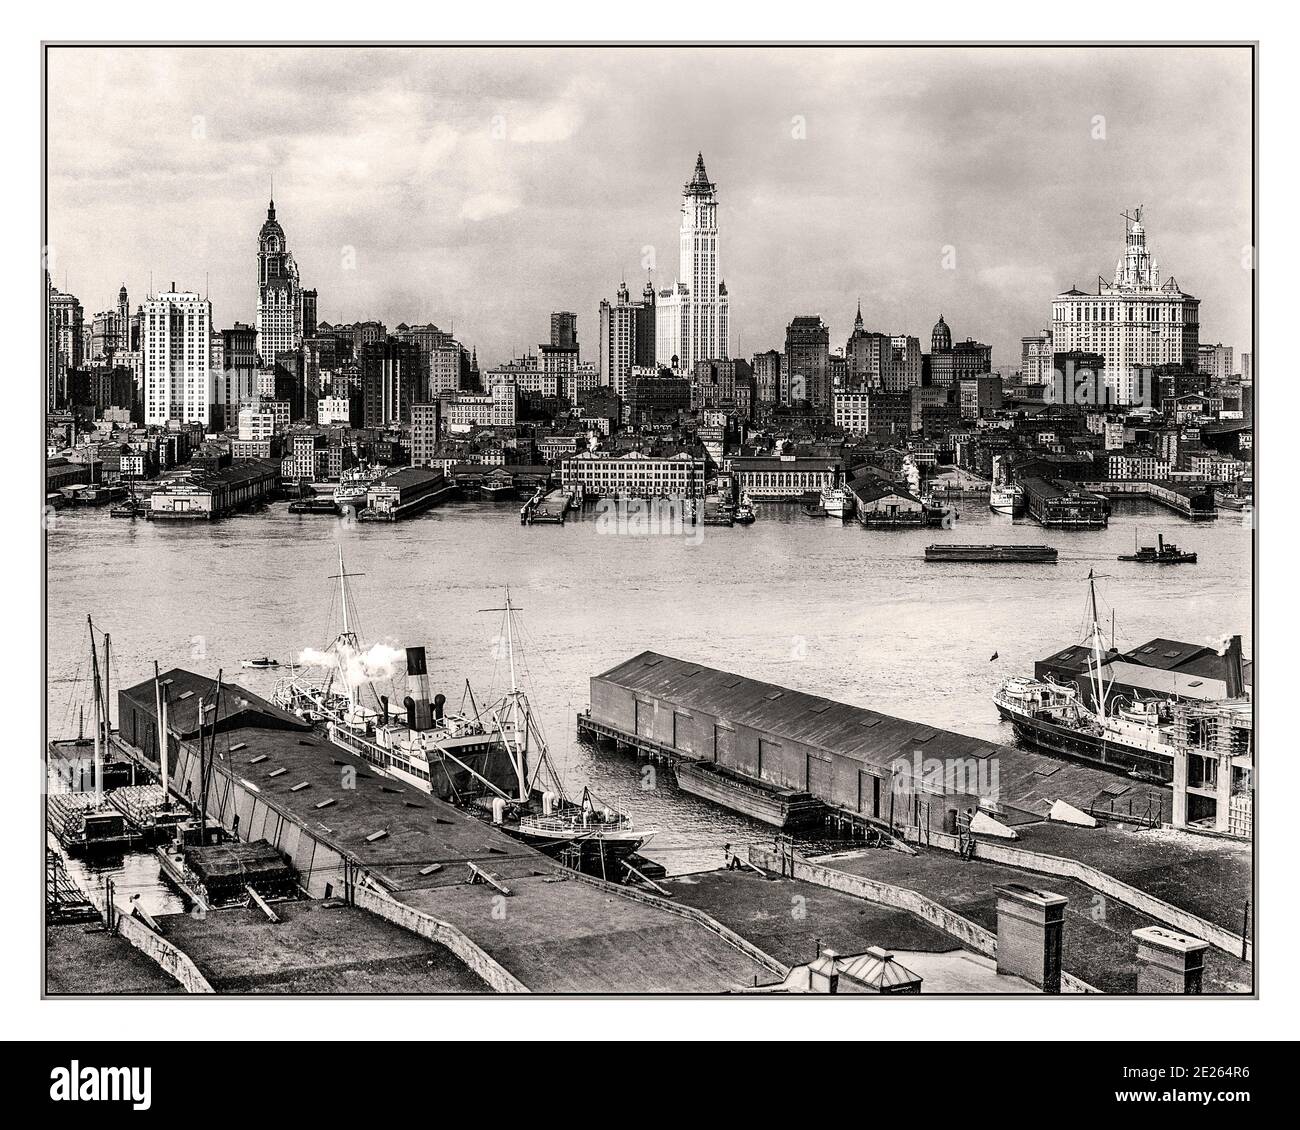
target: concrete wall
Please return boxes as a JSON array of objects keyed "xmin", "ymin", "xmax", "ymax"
[
  {"xmin": 565, "ymin": 867, "xmax": 789, "ymax": 980},
  {"xmin": 84, "ymin": 884, "xmax": 214, "ymax": 994},
  {"xmin": 112, "ymin": 733, "xmax": 521, "ymax": 991},
  {"xmin": 351, "ymin": 884, "xmax": 527, "ymax": 994},
  {"xmin": 901, "ymin": 827, "xmax": 1250, "ymax": 962},
  {"xmin": 971, "ymin": 839, "xmax": 1251, "ymax": 963}
]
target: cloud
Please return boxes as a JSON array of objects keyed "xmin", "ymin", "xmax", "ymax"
[
  {"xmin": 46, "ymin": 45, "xmax": 1253, "ymax": 369},
  {"xmin": 460, "ymin": 192, "xmax": 522, "ymax": 222}
]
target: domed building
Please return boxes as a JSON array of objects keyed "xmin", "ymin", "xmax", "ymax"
[{"xmin": 931, "ymin": 314, "xmax": 952, "ymax": 355}]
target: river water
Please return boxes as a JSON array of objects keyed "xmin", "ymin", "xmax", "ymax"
[{"xmin": 46, "ymin": 495, "xmax": 1253, "ymax": 893}]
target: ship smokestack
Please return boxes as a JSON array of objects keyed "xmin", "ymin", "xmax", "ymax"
[
  {"xmin": 405, "ymin": 646, "xmax": 433, "ymax": 730},
  {"xmin": 1224, "ymin": 635, "xmax": 1245, "ymax": 699},
  {"xmin": 380, "ymin": 695, "xmax": 389, "ymax": 725}
]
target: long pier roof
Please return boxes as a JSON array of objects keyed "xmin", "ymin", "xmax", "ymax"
[
  {"xmin": 594, "ymin": 651, "xmax": 1140, "ymax": 815},
  {"xmin": 116, "ymin": 670, "xmax": 777, "ymax": 991}
]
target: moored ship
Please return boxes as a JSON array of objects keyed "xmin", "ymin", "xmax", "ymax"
[
  {"xmin": 991, "ymin": 571, "xmax": 1215, "ymax": 781},
  {"xmin": 819, "ymin": 486, "xmax": 853, "ymax": 520},
  {"xmin": 271, "ymin": 554, "xmax": 653, "ymax": 877},
  {"xmin": 988, "ymin": 455, "xmax": 1025, "ymax": 516},
  {"xmin": 675, "ymin": 761, "xmax": 825, "ymax": 829}
]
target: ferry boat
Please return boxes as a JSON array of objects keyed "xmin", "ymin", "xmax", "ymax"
[
  {"xmin": 480, "ymin": 477, "xmax": 517, "ymax": 501},
  {"xmin": 332, "ymin": 465, "xmax": 382, "ymax": 509},
  {"xmin": 819, "ymin": 486, "xmax": 853, "ymax": 520},
  {"xmin": 992, "ymin": 571, "xmax": 1179, "ymax": 779},
  {"xmin": 989, "ymin": 455, "xmax": 1025, "ymax": 516},
  {"xmin": 1117, "ymin": 532, "xmax": 1196, "ymax": 564}
]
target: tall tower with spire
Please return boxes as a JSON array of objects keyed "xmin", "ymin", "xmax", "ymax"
[
  {"xmin": 1051, "ymin": 204, "xmax": 1198, "ymax": 406},
  {"xmin": 655, "ymin": 153, "xmax": 730, "ymax": 372},
  {"xmin": 256, "ymin": 194, "xmax": 303, "ymax": 364}
]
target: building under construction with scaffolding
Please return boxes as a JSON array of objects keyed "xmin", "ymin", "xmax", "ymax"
[{"xmin": 1170, "ymin": 699, "xmax": 1253, "ymax": 838}]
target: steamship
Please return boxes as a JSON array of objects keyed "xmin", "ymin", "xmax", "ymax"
[
  {"xmin": 992, "ymin": 571, "xmax": 1243, "ymax": 781},
  {"xmin": 988, "ymin": 455, "xmax": 1025, "ymax": 517},
  {"xmin": 272, "ymin": 554, "xmax": 653, "ymax": 877},
  {"xmin": 272, "ymin": 547, "xmax": 521, "ymax": 801}
]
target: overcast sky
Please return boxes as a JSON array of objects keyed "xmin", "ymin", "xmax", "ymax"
[{"xmin": 47, "ymin": 45, "xmax": 1253, "ymax": 369}]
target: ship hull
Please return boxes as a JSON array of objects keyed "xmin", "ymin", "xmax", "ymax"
[
  {"xmin": 995, "ymin": 702, "xmax": 1173, "ymax": 781},
  {"xmin": 501, "ymin": 825, "xmax": 645, "ymax": 879}
]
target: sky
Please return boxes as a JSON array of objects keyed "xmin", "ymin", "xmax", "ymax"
[{"xmin": 46, "ymin": 45, "xmax": 1253, "ymax": 370}]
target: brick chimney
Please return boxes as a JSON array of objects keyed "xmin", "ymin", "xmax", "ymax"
[
  {"xmin": 1132, "ymin": 926, "xmax": 1209, "ymax": 994},
  {"xmin": 995, "ymin": 884, "xmax": 1069, "ymax": 993},
  {"xmin": 1223, "ymin": 635, "xmax": 1245, "ymax": 699}
]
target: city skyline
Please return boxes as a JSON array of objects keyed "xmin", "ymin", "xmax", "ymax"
[{"xmin": 47, "ymin": 45, "xmax": 1252, "ymax": 369}]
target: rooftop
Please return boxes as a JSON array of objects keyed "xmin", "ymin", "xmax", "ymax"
[{"xmin": 594, "ymin": 652, "xmax": 1154, "ymax": 816}]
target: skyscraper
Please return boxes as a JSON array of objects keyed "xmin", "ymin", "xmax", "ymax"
[
  {"xmin": 46, "ymin": 278, "xmax": 84, "ymax": 412},
  {"xmin": 256, "ymin": 196, "xmax": 304, "ymax": 364},
  {"xmin": 783, "ymin": 316, "xmax": 830, "ymax": 409},
  {"xmin": 656, "ymin": 153, "xmax": 730, "ymax": 372},
  {"xmin": 1050, "ymin": 206, "xmax": 1199, "ymax": 405},
  {"xmin": 140, "ymin": 287, "xmax": 213, "ymax": 427},
  {"xmin": 550, "ymin": 311, "xmax": 578, "ymax": 350},
  {"xmin": 599, "ymin": 280, "xmax": 656, "ymax": 399}
]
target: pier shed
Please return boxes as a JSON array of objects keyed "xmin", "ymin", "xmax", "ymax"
[{"xmin": 586, "ymin": 652, "xmax": 1141, "ymax": 833}]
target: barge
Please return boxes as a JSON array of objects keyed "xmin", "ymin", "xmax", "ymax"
[
  {"xmin": 675, "ymin": 761, "xmax": 827, "ymax": 829},
  {"xmin": 925, "ymin": 544, "xmax": 1058, "ymax": 563}
]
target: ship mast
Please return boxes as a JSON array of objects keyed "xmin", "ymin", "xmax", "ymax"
[
  {"xmin": 1086, "ymin": 570, "xmax": 1112, "ymax": 717},
  {"xmin": 87, "ymin": 615, "xmax": 103, "ymax": 806},
  {"xmin": 479, "ymin": 589, "xmax": 566, "ymax": 804},
  {"xmin": 329, "ymin": 545, "xmax": 364, "ymax": 711}
]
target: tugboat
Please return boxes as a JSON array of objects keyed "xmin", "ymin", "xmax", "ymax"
[
  {"xmin": 240, "ymin": 656, "xmax": 281, "ymax": 670},
  {"xmin": 1118, "ymin": 532, "xmax": 1197, "ymax": 564}
]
